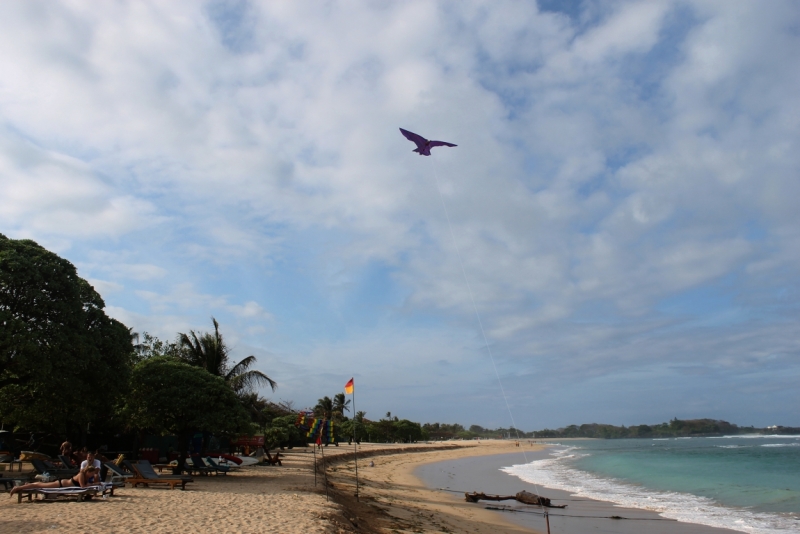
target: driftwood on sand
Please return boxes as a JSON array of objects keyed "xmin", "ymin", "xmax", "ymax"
[{"xmin": 464, "ymin": 490, "xmax": 567, "ymax": 508}]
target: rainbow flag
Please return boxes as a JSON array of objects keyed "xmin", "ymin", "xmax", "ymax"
[{"xmin": 307, "ymin": 418, "xmax": 321, "ymax": 438}]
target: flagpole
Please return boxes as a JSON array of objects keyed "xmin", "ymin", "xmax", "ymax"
[
  {"xmin": 351, "ymin": 381, "xmax": 359, "ymax": 501},
  {"xmin": 321, "ymin": 424, "xmax": 329, "ymax": 502}
]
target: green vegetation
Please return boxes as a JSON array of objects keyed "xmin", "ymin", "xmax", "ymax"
[
  {"xmin": 121, "ymin": 357, "xmax": 251, "ymax": 470},
  {"xmin": 530, "ymin": 419, "xmax": 785, "ymax": 439},
  {"xmin": 419, "ymin": 419, "xmax": 800, "ymax": 440},
  {"xmin": 363, "ymin": 414, "xmax": 425, "ymax": 443},
  {"xmin": 0, "ymin": 234, "xmax": 264, "ymax": 457},
  {"xmin": 0, "ymin": 234, "xmax": 133, "ymax": 437},
  {"xmin": 178, "ymin": 317, "xmax": 276, "ymax": 394}
]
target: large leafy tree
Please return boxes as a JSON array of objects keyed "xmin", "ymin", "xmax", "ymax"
[
  {"xmin": 0, "ymin": 234, "xmax": 133, "ymax": 435},
  {"xmin": 121, "ymin": 357, "xmax": 250, "ymax": 472},
  {"xmin": 178, "ymin": 317, "xmax": 276, "ymax": 394}
]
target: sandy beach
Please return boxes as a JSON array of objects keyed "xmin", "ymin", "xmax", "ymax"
[
  {"xmin": 0, "ymin": 451, "xmax": 349, "ymax": 534},
  {"xmin": 1, "ymin": 440, "xmax": 745, "ymax": 533},
  {"xmin": 0, "ymin": 441, "xmax": 528, "ymax": 534}
]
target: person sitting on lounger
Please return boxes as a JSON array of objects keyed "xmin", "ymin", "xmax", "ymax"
[
  {"xmin": 60, "ymin": 439, "xmax": 73, "ymax": 459},
  {"xmin": 80, "ymin": 451, "xmax": 103, "ymax": 483},
  {"xmin": 9, "ymin": 466, "xmax": 99, "ymax": 496}
]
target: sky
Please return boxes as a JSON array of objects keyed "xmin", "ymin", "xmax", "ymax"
[{"xmin": 1, "ymin": 0, "xmax": 798, "ymax": 430}]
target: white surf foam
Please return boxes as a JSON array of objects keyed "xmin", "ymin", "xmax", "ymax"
[
  {"xmin": 710, "ymin": 434, "xmax": 800, "ymax": 439},
  {"xmin": 501, "ymin": 450, "xmax": 798, "ymax": 534}
]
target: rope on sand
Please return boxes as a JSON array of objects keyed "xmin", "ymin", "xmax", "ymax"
[{"xmin": 484, "ymin": 505, "xmax": 678, "ymax": 521}]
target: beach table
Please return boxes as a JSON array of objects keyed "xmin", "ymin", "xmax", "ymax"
[
  {"xmin": 1, "ymin": 459, "xmax": 23, "ymax": 472},
  {"xmin": 153, "ymin": 463, "xmax": 175, "ymax": 473}
]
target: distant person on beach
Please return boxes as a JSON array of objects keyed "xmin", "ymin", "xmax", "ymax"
[
  {"xmin": 9, "ymin": 466, "xmax": 99, "ymax": 496},
  {"xmin": 60, "ymin": 440, "xmax": 73, "ymax": 462}
]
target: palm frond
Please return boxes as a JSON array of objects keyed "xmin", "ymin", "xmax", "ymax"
[
  {"xmin": 178, "ymin": 317, "xmax": 277, "ymax": 393},
  {"xmin": 226, "ymin": 355, "xmax": 257, "ymax": 378},
  {"xmin": 228, "ymin": 368, "xmax": 277, "ymax": 393}
]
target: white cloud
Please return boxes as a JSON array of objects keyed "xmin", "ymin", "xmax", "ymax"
[
  {"xmin": 0, "ymin": 132, "xmax": 160, "ymax": 239},
  {"xmin": 1, "ymin": 0, "xmax": 798, "ymax": 427},
  {"xmin": 86, "ymin": 277, "xmax": 123, "ymax": 297}
]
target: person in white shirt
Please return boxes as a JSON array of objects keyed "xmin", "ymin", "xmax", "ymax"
[{"xmin": 80, "ymin": 451, "xmax": 102, "ymax": 483}]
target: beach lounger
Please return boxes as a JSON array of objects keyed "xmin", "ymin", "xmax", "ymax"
[
  {"xmin": 131, "ymin": 461, "xmax": 193, "ymax": 490},
  {"xmin": 187, "ymin": 456, "xmax": 214, "ymax": 476},
  {"xmin": 122, "ymin": 459, "xmax": 139, "ymax": 474},
  {"xmin": 104, "ymin": 462, "xmax": 134, "ymax": 484},
  {"xmin": 204, "ymin": 457, "xmax": 232, "ymax": 474},
  {"xmin": 30, "ymin": 459, "xmax": 78, "ymax": 480},
  {"xmin": 15, "ymin": 487, "xmax": 97, "ymax": 503},
  {"xmin": 13, "ymin": 483, "xmax": 116, "ymax": 503}
]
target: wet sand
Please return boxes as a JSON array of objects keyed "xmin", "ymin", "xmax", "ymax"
[{"xmin": 415, "ymin": 449, "xmax": 745, "ymax": 534}]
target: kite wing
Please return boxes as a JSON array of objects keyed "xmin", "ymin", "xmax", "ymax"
[
  {"xmin": 399, "ymin": 128, "xmax": 428, "ymax": 150},
  {"xmin": 429, "ymin": 140, "xmax": 457, "ymax": 148}
]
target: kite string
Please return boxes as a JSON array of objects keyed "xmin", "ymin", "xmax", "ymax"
[
  {"xmin": 429, "ymin": 158, "xmax": 552, "ymax": 525},
  {"xmin": 429, "ymin": 158, "xmax": 529, "ymax": 465}
]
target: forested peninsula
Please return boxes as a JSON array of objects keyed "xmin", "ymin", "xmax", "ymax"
[{"xmin": 422, "ymin": 419, "xmax": 800, "ymax": 441}]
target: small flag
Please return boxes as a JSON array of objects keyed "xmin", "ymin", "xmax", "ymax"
[{"xmin": 344, "ymin": 378, "xmax": 354, "ymax": 394}]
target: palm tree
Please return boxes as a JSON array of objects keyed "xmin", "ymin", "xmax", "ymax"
[
  {"xmin": 314, "ymin": 396, "xmax": 333, "ymax": 419},
  {"xmin": 332, "ymin": 393, "xmax": 351, "ymax": 421},
  {"xmin": 178, "ymin": 317, "xmax": 276, "ymax": 394}
]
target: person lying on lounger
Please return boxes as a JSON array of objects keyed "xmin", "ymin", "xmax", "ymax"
[{"xmin": 9, "ymin": 466, "xmax": 99, "ymax": 496}]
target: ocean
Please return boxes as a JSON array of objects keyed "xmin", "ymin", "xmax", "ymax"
[{"xmin": 502, "ymin": 435, "xmax": 800, "ymax": 533}]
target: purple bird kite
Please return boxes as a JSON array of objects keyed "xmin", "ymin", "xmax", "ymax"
[{"xmin": 399, "ymin": 128, "xmax": 457, "ymax": 156}]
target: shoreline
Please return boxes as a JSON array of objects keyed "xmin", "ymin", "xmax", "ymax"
[
  {"xmin": 414, "ymin": 448, "xmax": 743, "ymax": 534},
  {"xmin": 322, "ymin": 440, "xmax": 543, "ymax": 533}
]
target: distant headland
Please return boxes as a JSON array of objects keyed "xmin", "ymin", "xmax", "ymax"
[{"xmin": 423, "ymin": 419, "xmax": 800, "ymax": 440}]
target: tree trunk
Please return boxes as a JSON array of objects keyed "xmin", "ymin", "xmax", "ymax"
[{"xmin": 464, "ymin": 491, "xmax": 567, "ymax": 508}]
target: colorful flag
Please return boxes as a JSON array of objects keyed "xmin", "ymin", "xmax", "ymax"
[{"xmin": 345, "ymin": 378, "xmax": 354, "ymax": 394}]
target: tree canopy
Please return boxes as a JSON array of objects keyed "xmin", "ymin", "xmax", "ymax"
[
  {"xmin": 122, "ymin": 357, "xmax": 250, "ymax": 438},
  {"xmin": 0, "ymin": 234, "xmax": 133, "ymax": 434}
]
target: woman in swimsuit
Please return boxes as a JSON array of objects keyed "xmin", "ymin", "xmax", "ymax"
[{"xmin": 9, "ymin": 465, "xmax": 99, "ymax": 496}]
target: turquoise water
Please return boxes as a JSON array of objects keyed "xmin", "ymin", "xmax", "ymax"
[{"xmin": 502, "ymin": 435, "xmax": 800, "ymax": 533}]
